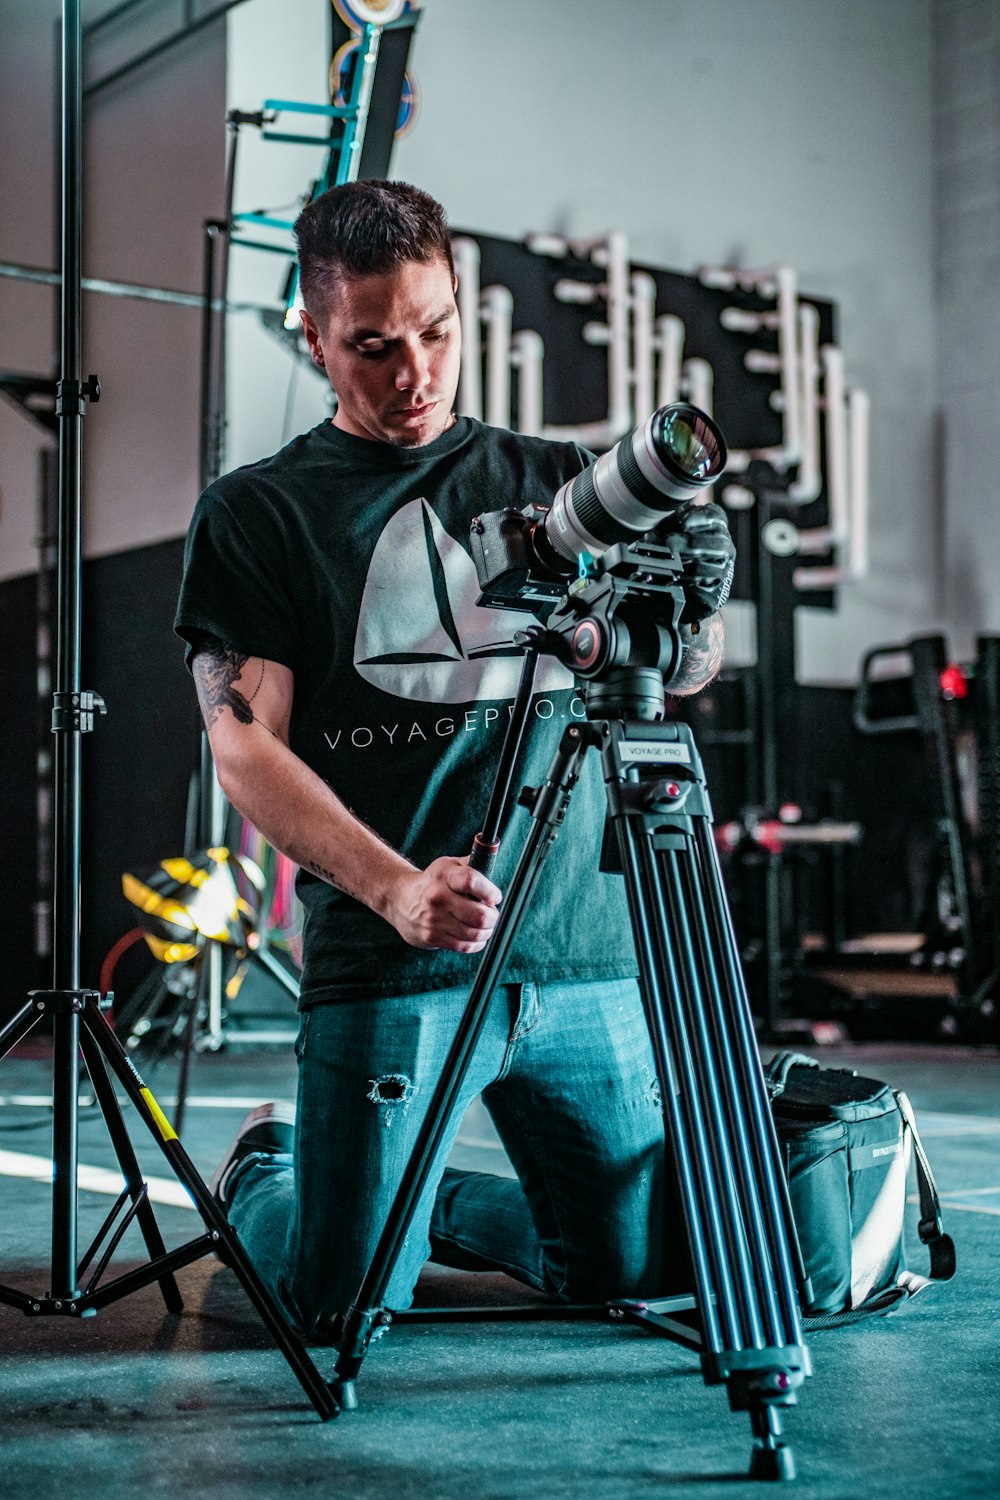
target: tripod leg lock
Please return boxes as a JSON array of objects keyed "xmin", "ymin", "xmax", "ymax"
[
  {"xmin": 51, "ymin": 690, "xmax": 107, "ymax": 734},
  {"xmin": 703, "ymin": 1344, "xmax": 811, "ymax": 1408},
  {"xmin": 28, "ymin": 988, "xmax": 101, "ymax": 1015},
  {"xmin": 55, "ymin": 374, "xmax": 101, "ymax": 416}
]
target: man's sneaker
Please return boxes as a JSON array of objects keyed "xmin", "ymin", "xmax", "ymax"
[{"xmin": 208, "ymin": 1101, "xmax": 296, "ymax": 1208}]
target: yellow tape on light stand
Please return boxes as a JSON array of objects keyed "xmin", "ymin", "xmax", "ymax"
[{"xmin": 140, "ymin": 1087, "xmax": 178, "ymax": 1143}]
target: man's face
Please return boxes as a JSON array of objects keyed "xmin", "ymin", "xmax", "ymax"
[{"xmin": 300, "ymin": 256, "xmax": 462, "ymax": 447}]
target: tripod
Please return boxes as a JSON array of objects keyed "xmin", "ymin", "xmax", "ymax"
[
  {"xmin": 332, "ymin": 667, "xmax": 812, "ymax": 1480},
  {"xmin": 0, "ymin": 2, "xmax": 335, "ymax": 1423}
]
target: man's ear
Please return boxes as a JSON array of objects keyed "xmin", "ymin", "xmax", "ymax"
[{"xmin": 300, "ymin": 309, "xmax": 325, "ymax": 368}]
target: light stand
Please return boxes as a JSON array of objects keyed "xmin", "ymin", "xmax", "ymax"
[{"xmin": 0, "ymin": 2, "xmax": 336, "ymax": 1423}]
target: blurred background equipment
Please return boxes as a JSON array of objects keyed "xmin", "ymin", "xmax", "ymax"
[
  {"xmin": 799, "ymin": 632, "xmax": 1000, "ymax": 1036},
  {"xmin": 114, "ymin": 842, "xmax": 302, "ymax": 1130}
]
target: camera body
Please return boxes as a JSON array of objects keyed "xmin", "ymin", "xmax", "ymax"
[
  {"xmin": 469, "ymin": 504, "xmax": 566, "ymax": 613},
  {"xmin": 470, "ymin": 402, "xmax": 726, "ymax": 613}
]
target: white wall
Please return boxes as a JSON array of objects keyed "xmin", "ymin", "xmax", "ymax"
[
  {"xmin": 0, "ymin": 0, "xmax": 61, "ymax": 582},
  {"xmin": 2, "ymin": 2, "xmax": 956, "ymax": 687},
  {"xmin": 933, "ymin": 0, "xmax": 1000, "ymax": 658},
  {"xmin": 225, "ymin": 0, "xmax": 942, "ymax": 685},
  {"xmin": 225, "ymin": 0, "xmax": 334, "ymax": 468}
]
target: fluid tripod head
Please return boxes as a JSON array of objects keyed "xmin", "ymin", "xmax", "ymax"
[{"xmin": 470, "ymin": 403, "xmax": 731, "ymax": 721}]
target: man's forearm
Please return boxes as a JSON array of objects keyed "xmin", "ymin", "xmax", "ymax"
[
  {"xmin": 667, "ymin": 612, "xmax": 725, "ymax": 696},
  {"xmin": 213, "ymin": 725, "xmax": 415, "ymax": 915},
  {"xmin": 190, "ymin": 641, "xmax": 405, "ymax": 906},
  {"xmin": 191, "ymin": 641, "xmax": 500, "ymax": 953}
]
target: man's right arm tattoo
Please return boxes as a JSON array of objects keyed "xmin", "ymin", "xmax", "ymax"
[
  {"xmin": 192, "ymin": 635, "xmax": 274, "ymax": 735},
  {"xmin": 667, "ymin": 612, "xmax": 725, "ymax": 696}
]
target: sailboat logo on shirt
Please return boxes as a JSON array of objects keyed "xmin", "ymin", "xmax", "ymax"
[{"xmin": 354, "ymin": 497, "xmax": 574, "ymax": 703}]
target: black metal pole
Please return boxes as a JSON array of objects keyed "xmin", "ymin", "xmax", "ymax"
[
  {"xmin": 199, "ymin": 115, "xmax": 241, "ymax": 494},
  {"xmin": 54, "ymin": 0, "xmax": 84, "ymax": 996},
  {"xmin": 695, "ymin": 821, "xmax": 812, "ymax": 1316},
  {"xmin": 2, "ymin": 21, "xmax": 344, "ymax": 1408},
  {"xmin": 612, "ymin": 819, "xmax": 726, "ymax": 1355},
  {"xmin": 197, "ymin": 221, "xmax": 220, "ymax": 495},
  {"xmin": 50, "ymin": 0, "xmax": 89, "ymax": 1302}
]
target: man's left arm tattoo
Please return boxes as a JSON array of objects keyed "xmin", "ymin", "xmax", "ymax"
[
  {"xmin": 192, "ymin": 636, "xmax": 279, "ymax": 739},
  {"xmin": 667, "ymin": 612, "xmax": 725, "ymax": 696}
]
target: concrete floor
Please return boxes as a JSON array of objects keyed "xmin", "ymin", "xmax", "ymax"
[{"xmin": 0, "ymin": 1033, "xmax": 997, "ymax": 1499}]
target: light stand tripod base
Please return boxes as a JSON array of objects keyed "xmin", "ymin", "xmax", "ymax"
[
  {"xmin": 0, "ymin": 990, "xmax": 339, "ymax": 1422},
  {"xmin": 19, "ymin": 0, "xmax": 337, "ymax": 1428}
]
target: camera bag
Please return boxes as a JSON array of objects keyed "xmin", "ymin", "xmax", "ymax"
[{"xmin": 765, "ymin": 1051, "xmax": 956, "ymax": 1325}]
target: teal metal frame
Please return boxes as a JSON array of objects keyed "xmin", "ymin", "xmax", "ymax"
[{"xmin": 230, "ymin": 16, "xmax": 414, "ymax": 323}]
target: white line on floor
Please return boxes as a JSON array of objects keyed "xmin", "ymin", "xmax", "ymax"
[
  {"xmin": 0, "ymin": 1128, "xmax": 500, "ymax": 1208},
  {"xmin": 0, "ymin": 1148, "xmax": 194, "ymax": 1209},
  {"xmin": 915, "ymin": 1112, "xmax": 1000, "ymax": 1136},
  {"xmin": 0, "ymin": 1095, "xmax": 292, "ymax": 1111},
  {"xmin": 4, "ymin": 1156, "xmax": 998, "ymax": 1219},
  {"xmin": 907, "ymin": 1190, "xmax": 1000, "ymax": 1219},
  {"xmin": 924, "ymin": 1184, "xmax": 1000, "ymax": 1197}
]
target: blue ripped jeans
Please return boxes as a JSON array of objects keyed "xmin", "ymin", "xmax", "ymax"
[{"xmin": 225, "ymin": 978, "xmax": 669, "ymax": 1340}]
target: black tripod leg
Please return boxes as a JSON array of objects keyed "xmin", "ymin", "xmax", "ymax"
[
  {"xmin": 603, "ymin": 723, "xmax": 808, "ymax": 1480},
  {"xmin": 111, "ymin": 963, "xmax": 170, "ymax": 1045},
  {"xmin": 174, "ymin": 954, "xmax": 210, "ymax": 1137},
  {"xmin": 654, "ymin": 838, "xmax": 805, "ymax": 1480},
  {"xmin": 81, "ymin": 995, "xmax": 338, "ymax": 1421},
  {"xmin": 692, "ymin": 821, "xmax": 812, "ymax": 1309},
  {"xmin": 77, "ymin": 1022, "xmax": 183, "ymax": 1314},
  {"xmin": 749, "ymin": 1406, "xmax": 796, "ymax": 1482},
  {"xmin": 0, "ymin": 998, "xmax": 45, "ymax": 1060},
  {"xmin": 613, "ymin": 816, "xmax": 733, "ymax": 1352},
  {"xmin": 673, "ymin": 838, "xmax": 809, "ymax": 1342},
  {"xmin": 654, "ymin": 841, "xmax": 776, "ymax": 1343},
  {"xmin": 332, "ymin": 723, "xmax": 593, "ymax": 1407}
]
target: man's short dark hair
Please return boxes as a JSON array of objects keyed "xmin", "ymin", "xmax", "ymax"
[{"xmin": 293, "ymin": 179, "xmax": 454, "ymax": 321}]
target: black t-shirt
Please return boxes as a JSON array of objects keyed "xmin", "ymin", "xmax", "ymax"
[{"xmin": 175, "ymin": 416, "xmax": 638, "ymax": 1004}]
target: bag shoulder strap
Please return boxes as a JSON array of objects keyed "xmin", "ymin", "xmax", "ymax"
[
  {"xmin": 764, "ymin": 1050, "xmax": 819, "ymax": 1097},
  {"xmin": 895, "ymin": 1089, "xmax": 957, "ymax": 1282},
  {"xmin": 803, "ymin": 1271, "xmax": 935, "ymax": 1331}
]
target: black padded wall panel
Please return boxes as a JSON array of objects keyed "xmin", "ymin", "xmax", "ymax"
[{"xmin": 0, "ymin": 537, "xmax": 199, "ymax": 1017}]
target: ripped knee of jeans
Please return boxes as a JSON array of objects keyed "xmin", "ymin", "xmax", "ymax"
[{"xmin": 366, "ymin": 1073, "xmax": 416, "ymax": 1126}]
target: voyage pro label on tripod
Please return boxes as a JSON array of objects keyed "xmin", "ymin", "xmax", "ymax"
[{"xmin": 618, "ymin": 742, "xmax": 692, "ymax": 764}]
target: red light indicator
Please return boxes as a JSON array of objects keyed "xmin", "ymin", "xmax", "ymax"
[{"xmin": 939, "ymin": 664, "xmax": 968, "ymax": 701}]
